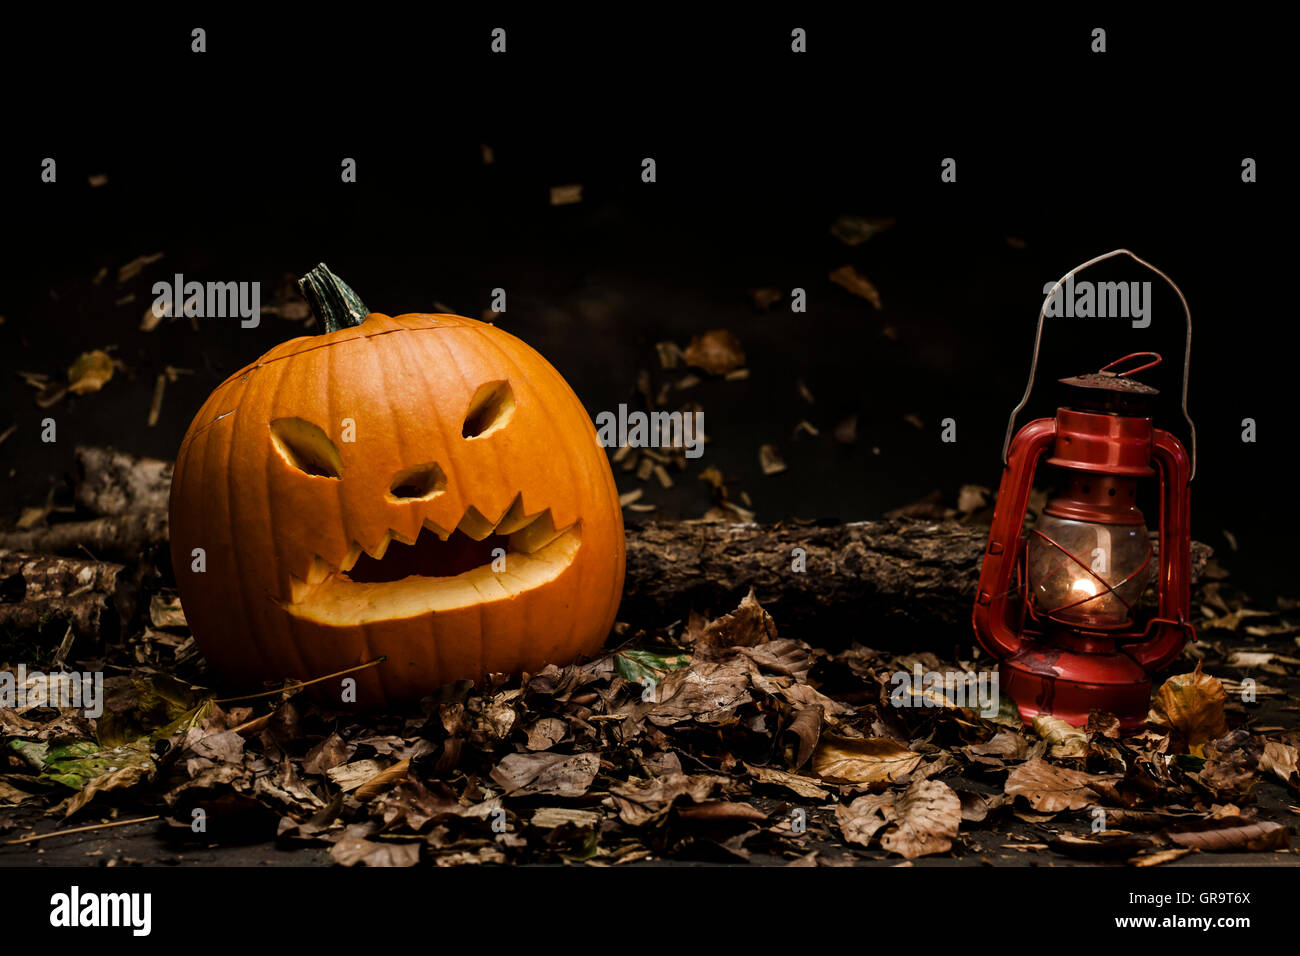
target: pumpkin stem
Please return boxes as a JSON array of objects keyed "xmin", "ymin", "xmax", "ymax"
[{"xmin": 298, "ymin": 263, "xmax": 370, "ymax": 333}]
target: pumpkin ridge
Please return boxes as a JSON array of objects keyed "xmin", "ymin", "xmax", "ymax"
[
  {"xmin": 260, "ymin": 353, "xmax": 318, "ymax": 684},
  {"xmin": 213, "ymin": 323, "xmax": 458, "ymax": 394}
]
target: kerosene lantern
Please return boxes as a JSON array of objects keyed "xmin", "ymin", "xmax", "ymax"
[{"xmin": 973, "ymin": 250, "xmax": 1197, "ymax": 731}]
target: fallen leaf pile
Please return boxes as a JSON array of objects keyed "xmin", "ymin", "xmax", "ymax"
[{"xmin": 2, "ymin": 585, "xmax": 1297, "ymax": 866}]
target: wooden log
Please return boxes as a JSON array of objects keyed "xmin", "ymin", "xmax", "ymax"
[
  {"xmin": 0, "ymin": 551, "xmax": 139, "ymax": 642},
  {"xmin": 620, "ymin": 518, "xmax": 1213, "ymax": 643},
  {"xmin": 0, "ymin": 512, "xmax": 168, "ymax": 563}
]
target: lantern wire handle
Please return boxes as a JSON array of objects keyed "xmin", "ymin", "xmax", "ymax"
[
  {"xmin": 1099, "ymin": 351, "xmax": 1162, "ymax": 378},
  {"xmin": 1001, "ymin": 249, "xmax": 1197, "ymax": 480}
]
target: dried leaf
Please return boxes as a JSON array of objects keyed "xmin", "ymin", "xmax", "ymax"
[
  {"xmin": 1033, "ymin": 714, "xmax": 1087, "ymax": 758},
  {"xmin": 836, "ymin": 793, "xmax": 893, "ymax": 846},
  {"xmin": 759, "ymin": 444, "xmax": 787, "ymax": 475},
  {"xmin": 683, "ymin": 329, "xmax": 746, "ymax": 376},
  {"xmin": 828, "ymin": 265, "xmax": 883, "ymax": 309},
  {"xmin": 490, "ymin": 752, "xmax": 599, "ymax": 797},
  {"xmin": 330, "ymin": 837, "xmax": 420, "ymax": 867},
  {"xmin": 1259, "ymin": 740, "xmax": 1300, "ymax": 789},
  {"xmin": 879, "ymin": 779, "xmax": 961, "ymax": 859},
  {"xmin": 829, "ymin": 214, "xmax": 895, "ymax": 246},
  {"xmin": 1148, "ymin": 662, "xmax": 1228, "ymax": 755},
  {"xmin": 745, "ymin": 763, "xmax": 829, "ymax": 800},
  {"xmin": 550, "ymin": 184, "xmax": 582, "ymax": 206},
  {"xmin": 1004, "ymin": 757, "xmax": 1115, "ymax": 812},
  {"xmin": 608, "ymin": 772, "xmax": 720, "ymax": 826},
  {"xmin": 813, "ymin": 736, "xmax": 922, "ymax": 785},
  {"xmin": 67, "ymin": 350, "xmax": 114, "ymax": 395},
  {"xmin": 1168, "ymin": 821, "xmax": 1290, "ymax": 852}
]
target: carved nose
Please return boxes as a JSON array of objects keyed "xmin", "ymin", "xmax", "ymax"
[{"xmin": 386, "ymin": 463, "xmax": 446, "ymax": 502}]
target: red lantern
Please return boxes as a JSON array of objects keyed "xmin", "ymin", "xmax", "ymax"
[{"xmin": 973, "ymin": 250, "xmax": 1197, "ymax": 731}]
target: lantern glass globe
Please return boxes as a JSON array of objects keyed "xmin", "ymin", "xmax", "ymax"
[{"xmin": 1027, "ymin": 514, "xmax": 1151, "ymax": 629}]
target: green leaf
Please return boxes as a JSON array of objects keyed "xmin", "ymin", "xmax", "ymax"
[
  {"xmin": 43, "ymin": 742, "xmax": 153, "ymax": 790},
  {"xmin": 22, "ymin": 691, "xmax": 214, "ymax": 792},
  {"xmin": 615, "ymin": 648, "xmax": 691, "ymax": 686}
]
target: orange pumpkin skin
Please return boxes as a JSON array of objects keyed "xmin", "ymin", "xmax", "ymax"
[{"xmin": 169, "ymin": 312, "xmax": 625, "ymax": 705}]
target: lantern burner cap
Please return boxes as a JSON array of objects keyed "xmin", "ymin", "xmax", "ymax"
[
  {"xmin": 1059, "ymin": 371, "xmax": 1160, "ymax": 395},
  {"xmin": 1060, "ymin": 352, "xmax": 1161, "ymax": 413}
]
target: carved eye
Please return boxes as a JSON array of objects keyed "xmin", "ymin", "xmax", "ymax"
[
  {"xmin": 388, "ymin": 462, "xmax": 447, "ymax": 501},
  {"xmin": 270, "ymin": 418, "xmax": 343, "ymax": 479},
  {"xmin": 462, "ymin": 381, "xmax": 515, "ymax": 438}
]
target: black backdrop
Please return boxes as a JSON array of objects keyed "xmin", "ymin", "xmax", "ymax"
[{"xmin": 1, "ymin": 11, "xmax": 1291, "ymax": 593}]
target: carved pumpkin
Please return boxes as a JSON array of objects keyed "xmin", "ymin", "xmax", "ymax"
[{"xmin": 169, "ymin": 265, "xmax": 625, "ymax": 705}]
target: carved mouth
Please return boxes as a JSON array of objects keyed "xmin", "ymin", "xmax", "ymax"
[{"xmin": 282, "ymin": 497, "xmax": 581, "ymax": 626}]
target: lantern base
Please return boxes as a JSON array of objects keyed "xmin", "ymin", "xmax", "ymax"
[{"xmin": 999, "ymin": 643, "xmax": 1152, "ymax": 732}]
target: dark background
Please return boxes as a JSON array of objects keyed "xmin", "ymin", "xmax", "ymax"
[{"xmin": 0, "ymin": 11, "xmax": 1291, "ymax": 594}]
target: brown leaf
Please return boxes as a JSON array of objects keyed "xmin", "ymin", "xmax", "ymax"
[
  {"xmin": 63, "ymin": 763, "xmax": 153, "ymax": 818},
  {"xmin": 676, "ymin": 800, "xmax": 768, "ymax": 823},
  {"xmin": 326, "ymin": 759, "xmax": 388, "ymax": 792},
  {"xmin": 490, "ymin": 751, "xmax": 599, "ymax": 797},
  {"xmin": 879, "ymin": 779, "xmax": 961, "ymax": 859},
  {"xmin": 302, "ymin": 733, "xmax": 354, "ymax": 775},
  {"xmin": 376, "ymin": 779, "xmax": 461, "ymax": 832},
  {"xmin": 67, "ymin": 350, "xmax": 115, "ymax": 395},
  {"xmin": 1004, "ymin": 757, "xmax": 1116, "ymax": 812},
  {"xmin": 745, "ymin": 763, "xmax": 830, "ymax": 800},
  {"xmin": 829, "ymin": 214, "xmax": 895, "ymax": 247},
  {"xmin": 608, "ymin": 772, "xmax": 720, "ymax": 826},
  {"xmin": 1048, "ymin": 831, "xmax": 1156, "ymax": 860},
  {"xmin": 738, "ymin": 639, "xmax": 813, "ymax": 679},
  {"xmin": 1168, "ymin": 821, "xmax": 1290, "ymax": 852},
  {"xmin": 697, "ymin": 589, "xmax": 778, "ymax": 655},
  {"xmin": 530, "ymin": 807, "xmax": 601, "ymax": 830},
  {"xmin": 148, "ymin": 593, "xmax": 187, "ymax": 629},
  {"xmin": 1197, "ymin": 729, "xmax": 1260, "ymax": 795},
  {"xmin": 1147, "ymin": 662, "xmax": 1228, "ymax": 755},
  {"xmin": 784, "ymin": 706, "xmax": 823, "ymax": 770},
  {"xmin": 1130, "ymin": 847, "xmax": 1193, "ymax": 867},
  {"xmin": 683, "ymin": 329, "xmax": 746, "ymax": 376},
  {"xmin": 828, "ymin": 265, "xmax": 883, "ymax": 309},
  {"xmin": 356, "ymin": 764, "xmax": 410, "ymax": 801},
  {"xmin": 644, "ymin": 658, "xmax": 753, "ymax": 726},
  {"xmin": 759, "ymin": 444, "xmax": 787, "ymax": 475},
  {"xmin": 813, "ymin": 736, "xmax": 922, "ymax": 785},
  {"xmin": 1259, "ymin": 739, "xmax": 1300, "ymax": 790},
  {"xmin": 330, "ymin": 837, "xmax": 420, "ymax": 867},
  {"xmin": 967, "ymin": 731, "xmax": 1029, "ymax": 762},
  {"xmin": 1087, "ymin": 711, "xmax": 1123, "ymax": 739},
  {"xmin": 835, "ymin": 793, "xmax": 894, "ymax": 846},
  {"xmin": 1033, "ymin": 715, "xmax": 1087, "ymax": 758},
  {"xmin": 524, "ymin": 717, "xmax": 568, "ymax": 752}
]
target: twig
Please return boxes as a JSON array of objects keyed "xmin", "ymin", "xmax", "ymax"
[
  {"xmin": 3, "ymin": 815, "xmax": 161, "ymax": 846},
  {"xmin": 213, "ymin": 657, "xmax": 387, "ymax": 703}
]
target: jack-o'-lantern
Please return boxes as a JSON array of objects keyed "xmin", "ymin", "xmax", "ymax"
[{"xmin": 169, "ymin": 264, "xmax": 625, "ymax": 705}]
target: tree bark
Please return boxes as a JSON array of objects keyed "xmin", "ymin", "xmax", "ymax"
[
  {"xmin": 620, "ymin": 518, "xmax": 1213, "ymax": 641},
  {"xmin": 0, "ymin": 550, "xmax": 139, "ymax": 643},
  {"xmin": 0, "ymin": 512, "xmax": 168, "ymax": 563}
]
